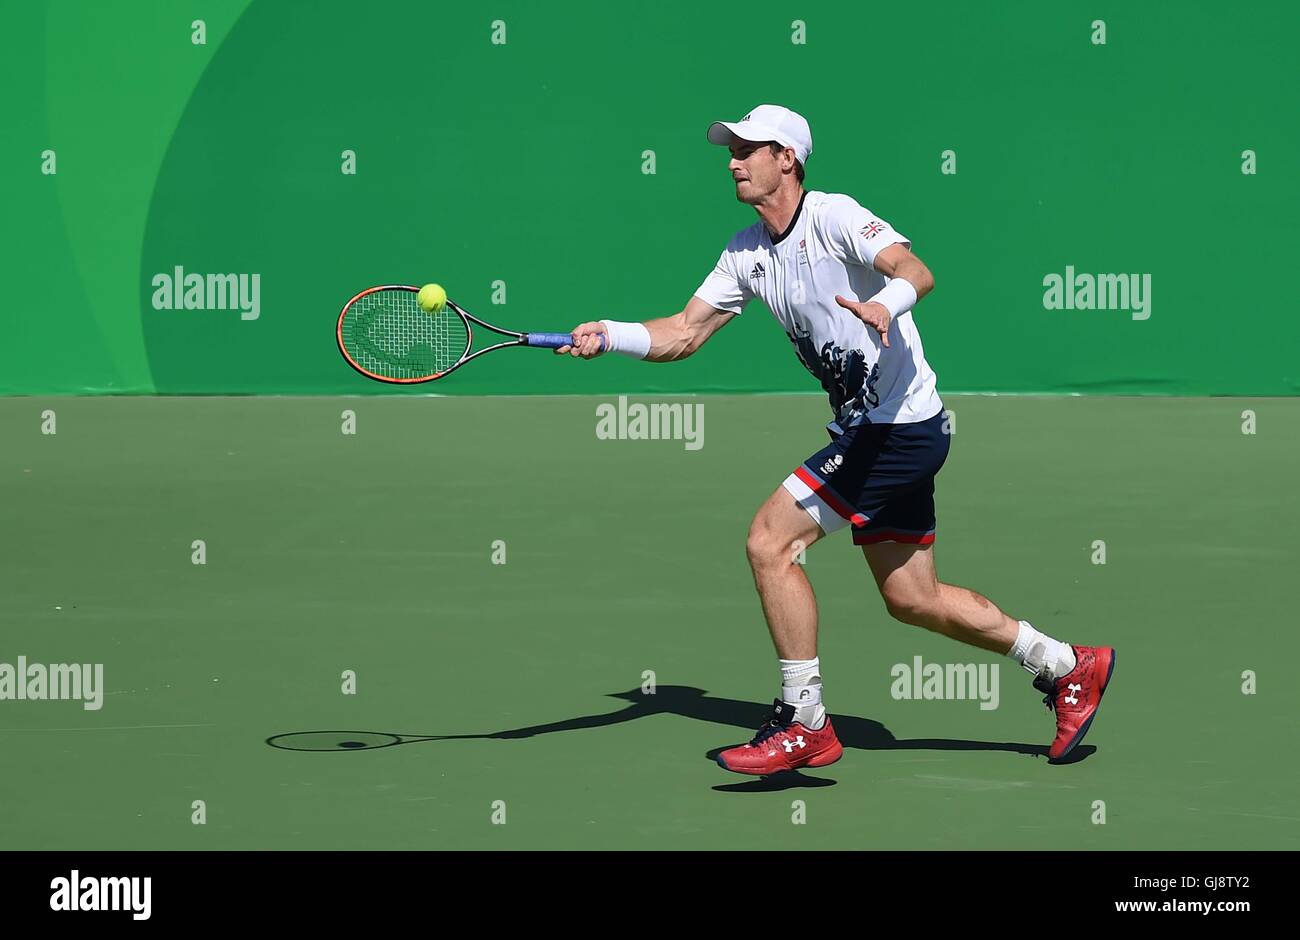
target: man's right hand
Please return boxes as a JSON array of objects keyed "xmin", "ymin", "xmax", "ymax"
[{"xmin": 555, "ymin": 322, "xmax": 608, "ymax": 358}]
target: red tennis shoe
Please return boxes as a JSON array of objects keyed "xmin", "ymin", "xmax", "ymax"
[
  {"xmin": 715, "ymin": 700, "xmax": 843, "ymax": 775},
  {"xmin": 1034, "ymin": 645, "xmax": 1117, "ymax": 762}
]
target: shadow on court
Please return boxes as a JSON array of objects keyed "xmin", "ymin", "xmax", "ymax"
[{"xmin": 266, "ymin": 685, "xmax": 1092, "ymax": 788}]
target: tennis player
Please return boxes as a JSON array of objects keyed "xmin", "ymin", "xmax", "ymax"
[{"xmin": 558, "ymin": 105, "xmax": 1115, "ymax": 773}]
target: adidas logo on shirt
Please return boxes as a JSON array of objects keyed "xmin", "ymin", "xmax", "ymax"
[{"xmin": 750, "ymin": 261, "xmax": 766, "ymax": 280}]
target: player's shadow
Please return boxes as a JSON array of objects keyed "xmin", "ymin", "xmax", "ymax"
[{"xmin": 267, "ymin": 685, "xmax": 1088, "ymax": 790}]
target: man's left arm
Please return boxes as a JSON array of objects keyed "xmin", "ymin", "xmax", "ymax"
[
  {"xmin": 835, "ymin": 243, "xmax": 935, "ymax": 348},
  {"xmin": 821, "ymin": 195, "xmax": 935, "ymax": 349}
]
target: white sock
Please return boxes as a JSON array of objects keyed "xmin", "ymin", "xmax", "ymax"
[
  {"xmin": 780, "ymin": 657, "xmax": 825, "ymax": 730},
  {"xmin": 1008, "ymin": 620, "xmax": 1077, "ymax": 679}
]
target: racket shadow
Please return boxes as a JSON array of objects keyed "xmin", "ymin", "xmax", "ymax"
[{"xmin": 267, "ymin": 684, "xmax": 1061, "ymax": 762}]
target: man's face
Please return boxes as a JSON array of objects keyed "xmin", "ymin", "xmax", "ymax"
[{"xmin": 728, "ymin": 137, "xmax": 788, "ymax": 204}]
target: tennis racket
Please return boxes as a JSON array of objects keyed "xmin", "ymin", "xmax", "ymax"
[{"xmin": 336, "ymin": 284, "xmax": 604, "ymax": 383}]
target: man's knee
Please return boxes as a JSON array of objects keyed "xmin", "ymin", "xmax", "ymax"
[
  {"xmin": 746, "ymin": 515, "xmax": 800, "ymax": 571},
  {"xmin": 745, "ymin": 520, "xmax": 780, "ymax": 569},
  {"xmin": 881, "ymin": 582, "xmax": 940, "ymax": 625}
]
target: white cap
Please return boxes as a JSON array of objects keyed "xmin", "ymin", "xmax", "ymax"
[{"xmin": 707, "ymin": 104, "xmax": 813, "ymax": 165}]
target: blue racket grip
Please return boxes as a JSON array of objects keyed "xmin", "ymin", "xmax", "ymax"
[{"xmin": 526, "ymin": 332, "xmax": 607, "ymax": 351}]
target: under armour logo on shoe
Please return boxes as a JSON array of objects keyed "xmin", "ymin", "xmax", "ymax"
[
  {"xmin": 1064, "ymin": 683, "xmax": 1082, "ymax": 705},
  {"xmin": 782, "ymin": 736, "xmax": 806, "ymax": 752}
]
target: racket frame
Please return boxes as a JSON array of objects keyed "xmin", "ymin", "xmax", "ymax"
[{"xmin": 337, "ymin": 284, "xmax": 540, "ymax": 384}]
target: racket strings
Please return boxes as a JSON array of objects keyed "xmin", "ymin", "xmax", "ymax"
[{"xmin": 342, "ymin": 289, "xmax": 469, "ymax": 379}]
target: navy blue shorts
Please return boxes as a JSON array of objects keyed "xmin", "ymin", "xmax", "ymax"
[{"xmin": 781, "ymin": 410, "xmax": 951, "ymax": 546}]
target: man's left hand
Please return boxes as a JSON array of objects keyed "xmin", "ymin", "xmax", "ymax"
[{"xmin": 834, "ymin": 295, "xmax": 891, "ymax": 348}]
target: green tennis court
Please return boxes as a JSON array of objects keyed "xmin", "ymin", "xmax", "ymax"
[
  {"xmin": 2, "ymin": 394, "xmax": 1295, "ymax": 850},
  {"xmin": 6, "ymin": 0, "xmax": 1298, "ymax": 861}
]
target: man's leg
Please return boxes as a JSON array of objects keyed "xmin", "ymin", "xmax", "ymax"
[
  {"xmin": 713, "ymin": 485, "xmax": 844, "ymax": 775},
  {"xmin": 745, "ymin": 485, "xmax": 825, "ymax": 660},
  {"xmin": 862, "ymin": 540, "xmax": 1074, "ymax": 671},
  {"xmin": 862, "ymin": 540, "xmax": 1116, "ymax": 762},
  {"xmin": 860, "ymin": 541, "xmax": 1019, "ymax": 654}
]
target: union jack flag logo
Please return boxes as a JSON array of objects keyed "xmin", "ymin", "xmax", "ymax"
[{"xmin": 859, "ymin": 221, "xmax": 886, "ymax": 239}]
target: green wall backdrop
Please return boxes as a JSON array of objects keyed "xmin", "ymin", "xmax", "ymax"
[{"xmin": 4, "ymin": 0, "xmax": 1297, "ymax": 396}]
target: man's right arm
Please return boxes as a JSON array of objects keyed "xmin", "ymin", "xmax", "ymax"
[{"xmin": 559, "ymin": 295, "xmax": 738, "ymax": 361}]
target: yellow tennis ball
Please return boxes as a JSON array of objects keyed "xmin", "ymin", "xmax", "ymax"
[{"xmin": 417, "ymin": 283, "xmax": 447, "ymax": 313}]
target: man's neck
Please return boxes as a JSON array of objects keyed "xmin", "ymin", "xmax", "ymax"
[{"xmin": 755, "ymin": 185, "xmax": 806, "ymax": 238}]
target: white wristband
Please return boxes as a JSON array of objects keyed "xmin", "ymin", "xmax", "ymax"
[
  {"xmin": 599, "ymin": 319, "xmax": 652, "ymax": 359},
  {"xmin": 867, "ymin": 278, "xmax": 918, "ymax": 318}
]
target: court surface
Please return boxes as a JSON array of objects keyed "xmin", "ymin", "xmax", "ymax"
[{"xmin": 1, "ymin": 394, "xmax": 1295, "ymax": 849}]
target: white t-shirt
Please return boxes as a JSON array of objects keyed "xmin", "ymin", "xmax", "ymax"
[{"xmin": 694, "ymin": 189, "xmax": 943, "ymax": 428}]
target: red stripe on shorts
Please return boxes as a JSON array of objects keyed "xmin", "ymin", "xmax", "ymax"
[{"xmin": 793, "ymin": 466, "xmax": 870, "ymax": 527}]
